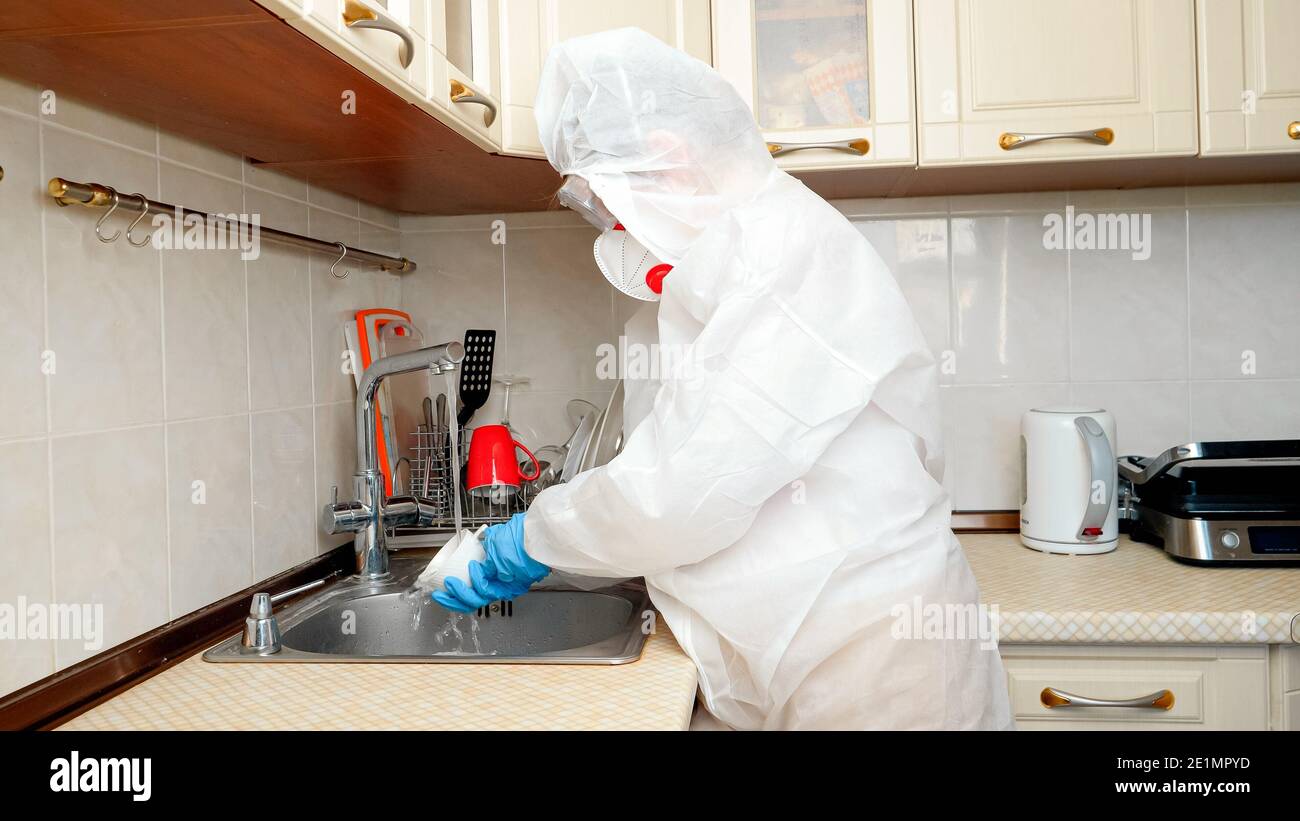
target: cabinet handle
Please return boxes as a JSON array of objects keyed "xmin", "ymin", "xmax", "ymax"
[
  {"xmin": 998, "ymin": 127, "xmax": 1114, "ymax": 151},
  {"xmin": 767, "ymin": 138, "xmax": 870, "ymax": 158},
  {"xmin": 449, "ymin": 79, "xmax": 498, "ymax": 127},
  {"xmin": 1288, "ymin": 122, "xmax": 1300, "ymax": 140},
  {"xmin": 1040, "ymin": 687, "xmax": 1175, "ymax": 710},
  {"xmin": 342, "ymin": 0, "xmax": 414, "ymax": 69}
]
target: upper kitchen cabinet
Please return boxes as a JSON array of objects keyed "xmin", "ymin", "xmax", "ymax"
[
  {"xmin": 433, "ymin": 0, "xmax": 504, "ymax": 150},
  {"xmin": 914, "ymin": 0, "xmax": 1198, "ymax": 166},
  {"xmin": 1197, "ymin": 0, "xmax": 1300, "ymax": 156},
  {"xmin": 497, "ymin": 0, "xmax": 713, "ymax": 158},
  {"xmin": 713, "ymin": 0, "xmax": 916, "ymax": 171},
  {"xmin": 268, "ymin": 1, "xmax": 434, "ymax": 102}
]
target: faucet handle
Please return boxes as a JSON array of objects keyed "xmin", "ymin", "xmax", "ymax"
[{"xmin": 241, "ymin": 592, "xmax": 281, "ymax": 655}]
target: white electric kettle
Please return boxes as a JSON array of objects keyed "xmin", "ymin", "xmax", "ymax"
[{"xmin": 1020, "ymin": 406, "xmax": 1118, "ymax": 554}]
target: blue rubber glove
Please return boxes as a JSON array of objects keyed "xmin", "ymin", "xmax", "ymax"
[{"xmin": 432, "ymin": 513, "xmax": 549, "ymax": 613}]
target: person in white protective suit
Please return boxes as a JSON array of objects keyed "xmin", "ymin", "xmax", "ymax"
[{"xmin": 433, "ymin": 27, "xmax": 1013, "ymax": 731}]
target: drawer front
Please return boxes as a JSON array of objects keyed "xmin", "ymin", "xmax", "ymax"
[
  {"xmin": 1002, "ymin": 645, "xmax": 1269, "ymax": 731},
  {"xmin": 1008, "ymin": 668, "xmax": 1203, "ymax": 725}
]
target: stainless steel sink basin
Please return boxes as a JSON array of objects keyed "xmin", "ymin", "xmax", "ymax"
[{"xmin": 204, "ymin": 557, "xmax": 653, "ymax": 665}]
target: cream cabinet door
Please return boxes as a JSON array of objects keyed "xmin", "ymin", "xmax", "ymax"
[
  {"xmin": 279, "ymin": 0, "xmax": 434, "ymax": 104},
  {"xmin": 915, "ymin": 0, "xmax": 1198, "ymax": 165},
  {"xmin": 1198, "ymin": 0, "xmax": 1300, "ymax": 155},
  {"xmin": 713, "ymin": 0, "xmax": 915, "ymax": 171},
  {"xmin": 431, "ymin": 0, "xmax": 503, "ymax": 151},
  {"xmin": 497, "ymin": 0, "xmax": 713, "ymax": 158}
]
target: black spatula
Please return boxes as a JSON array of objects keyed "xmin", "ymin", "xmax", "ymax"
[{"xmin": 456, "ymin": 329, "xmax": 497, "ymax": 428}]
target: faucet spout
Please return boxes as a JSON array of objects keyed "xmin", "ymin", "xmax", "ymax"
[{"xmin": 324, "ymin": 341, "xmax": 466, "ymax": 579}]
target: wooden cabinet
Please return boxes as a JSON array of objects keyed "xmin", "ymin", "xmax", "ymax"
[
  {"xmin": 497, "ymin": 0, "xmax": 713, "ymax": 158},
  {"xmin": 914, "ymin": 0, "xmax": 1199, "ymax": 166},
  {"xmin": 1197, "ymin": 0, "xmax": 1300, "ymax": 156},
  {"xmin": 1001, "ymin": 644, "xmax": 1271, "ymax": 731},
  {"xmin": 713, "ymin": 0, "xmax": 915, "ymax": 171}
]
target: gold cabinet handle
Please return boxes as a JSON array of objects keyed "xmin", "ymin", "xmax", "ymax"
[
  {"xmin": 999, "ymin": 127, "xmax": 1114, "ymax": 151},
  {"xmin": 1288, "ymin": 121, "xmax": 1300, "ymax": 140},
  {"xmin": 1041, "ymin": 687, "xmax": 1175, "ymax": 710},
  {"xmin": 449, "ymin": 79, "xmax": 498, "ymax": 127},
  {"xmin": 342, "ymin": 0, "xmax": 414, "ymax": 69},
  {"xmin": 767, "ymin": 138, "xmax": 869, "ymax": 158}
]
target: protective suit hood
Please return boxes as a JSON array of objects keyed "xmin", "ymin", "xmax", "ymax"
[{"xmin": 535, "ymin": 27, "xmax": 778, "ymax": 266}]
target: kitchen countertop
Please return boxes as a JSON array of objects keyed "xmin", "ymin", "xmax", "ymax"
[
  {"xmin": 59, "ymin": 615, "xmax": 698, "ymax": 731},
  {"xmin": 56, "ymin": 532, "xmax": 1299, "ymax": 729},
  {"xmin": 964, "ymin": 533, "xmax": 1300, "ymax": 644}
]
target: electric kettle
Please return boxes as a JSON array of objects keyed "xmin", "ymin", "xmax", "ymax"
[{"xmin": 1020, "ymin": 406, "xmax": 1118, "ymax": 554}]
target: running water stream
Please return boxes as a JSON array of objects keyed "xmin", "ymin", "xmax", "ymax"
[{"xmin": 402, "ymin": 369, "xmax": 469, "ymax": 635}]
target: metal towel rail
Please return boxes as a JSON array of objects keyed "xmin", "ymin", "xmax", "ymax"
[{"xmin": 46, "ymin": 177, "xmax": 415, "ymax": 274}]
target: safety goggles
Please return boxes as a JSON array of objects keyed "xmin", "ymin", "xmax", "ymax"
[{"xmin": 557, "ymin": 175, "xmax": 618, "ymax": 232}]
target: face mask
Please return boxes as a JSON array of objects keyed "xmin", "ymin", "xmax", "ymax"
[
  {"xmin": 557, "ymin": 175, "xmax": 617, "ymax": 232},
  {"xmin": 594, "ymin": 225, "xmax": 672, "ymax": 302}
]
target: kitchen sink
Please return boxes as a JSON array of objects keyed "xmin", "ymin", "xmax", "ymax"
[{"xmin": 204, "ymin": 557, "xmax": 653, "ymax": 665}]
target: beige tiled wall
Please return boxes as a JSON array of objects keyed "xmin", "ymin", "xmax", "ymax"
[
  {"xmin": 0, "ymin": 80, "xmax": 402, "ymax": 694},
  {"xmin": 397, "ymin": 211, "xmax": 626, "ymax": 452},
  {"xmin": 840, "ymin": 186, "xmax": 1300, "ymax": 511}
]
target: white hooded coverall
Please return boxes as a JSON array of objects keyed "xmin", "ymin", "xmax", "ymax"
[{"xmin": 525, "ymin": 28, "xmax": 1012, "ymax": 730}]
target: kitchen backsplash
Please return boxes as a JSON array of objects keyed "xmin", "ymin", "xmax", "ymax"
[
  {"xmin": 400, "ymin": 185, "xmax": 1300, "ymax": 514},
  {"xmin": 2, "ymin": 82, "xmax": 1298, "ymax": 696},
  {"xmin": 0, "ymin": 83, "xmax": 406, "ymax": 692}
]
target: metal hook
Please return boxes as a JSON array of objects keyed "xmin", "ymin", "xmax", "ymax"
[
  {"xmin": 329, "ymin": 242, "xmax": 349, "ymax": 279},
  {"xmin": 94, "ymin": 193, "xmax": 122, "ymax": 243},
  {"xmin": 124, "ymin": 193, "xmax": 153, "ymax": 248}
]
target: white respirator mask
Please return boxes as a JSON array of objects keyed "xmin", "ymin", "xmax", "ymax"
[{"xmin": 594, "ymin": 224, "xmax": 672, "ymax": 302}]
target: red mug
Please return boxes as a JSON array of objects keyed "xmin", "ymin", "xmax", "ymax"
[{"xmin": 466, "ymin": 424, "xmax": 541, "ymax": 498}]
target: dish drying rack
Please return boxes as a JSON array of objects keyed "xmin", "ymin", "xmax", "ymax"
[{"xmin": 394, "ymin": 428, "xmax": 536, "ymax": 539}]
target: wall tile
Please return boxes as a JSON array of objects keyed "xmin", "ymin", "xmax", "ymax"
[
  {"xmin": 159, "ymin": 163, "xmax": 249, "ymax": 419},
  {"xmin": 166, "ymin": 416, "xmax": 253, "ymax": 616},
  {"xmin": 50, "ymin": 426, "xmax": 168, "ymax": 668},
  {"xmin": 1188, "ymin": 205, "xmax": 1300, "ymax": 379},
  {"xmin": 314, "ymin": 400, "xmax": 356, "ymax": 554},
  {"xmin": 158, "ymin": 130, "xmax": 243, "ymax": 181},
  {"xmin": 504, "ymin": 226, "xmax": 613, "ymax": 393},
  {"xmin": 307, "ymin": 182, "xmax": 360, "ymax": 217},
  {"xmin": 309, "ymin": 209, "xmax": 401, "ymax": 405},
  {"xmin": 44, "ymin": 95, "xmax": 156, "ymax": 152},
  {"xmin": 0, "ymin": 110, "xmax": 47, "ymax": 438},
  {"xmin": 0, "ymin": 74, "xmax": 37, "ymax": 115},
  {"xmin": 244, "ymin": 161, "xmax": 308, "ymax": 200},
  {"xmin": 0, "ymin": 440, "xmax": 54, "ymax": 693},
  {"xmin": 1069, "ymin": 381, "xmax": 1190, "ymax": 457},
  {"xmin": 245, "ymin": 189, "xmax": 313, "ymax": 410},
  {"xmin": 1189, "ymin": 380, "xmax": 1300, "ymax": 441},
  {"xmin": 856, "ymin": 218, "xmax": 951, "ymax": 360},
  {"xmin": 400, "ymin": 228, "xmax": 505, "ymax": 350},
  {"xmin": 950, "ymin": 214, "xmax": 1070, "ymax": 384},
  {"xmin": 252, "ymin": 408, "xmax": 317, "ymax": 579},
  {"xmin": 940, "ymin": 383, "xmax": 1070, "ymax": 509},
  {"xmin": 43, "ymin": 129, "xmax": 163, "ymax": 433},
  {"xmin": 1069, "ymin": 210, "xmax": 1188, "ymax": 381}
]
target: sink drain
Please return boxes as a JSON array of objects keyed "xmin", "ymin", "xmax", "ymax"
[{"xmin": 476, "ymin": 600, "xmax": 514, "ymax": 619}]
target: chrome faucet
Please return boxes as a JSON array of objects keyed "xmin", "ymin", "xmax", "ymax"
[{"xmin": 321, "ymin": 342, "xmax": 465, "ymax": 578}]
